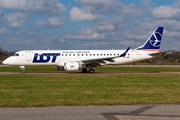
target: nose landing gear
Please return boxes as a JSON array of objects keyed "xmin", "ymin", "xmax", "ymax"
[{"xmin": 20, "ymin": 66, "xmax": 25, "ymax": 73}]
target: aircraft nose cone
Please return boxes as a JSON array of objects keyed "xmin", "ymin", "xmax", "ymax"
[{"xmin": 2, "ymin": 59, "xmax": 8, "ymax": 65}]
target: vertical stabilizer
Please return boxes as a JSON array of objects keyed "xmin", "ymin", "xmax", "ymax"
[{"xmin": 135, "ymin": 27, "xmax": 164, "ymax": 51}]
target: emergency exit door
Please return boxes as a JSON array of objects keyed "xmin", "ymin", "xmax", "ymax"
[{"xmin": 132, "ymin": 50, "xmax": 136, "ymax": 60}]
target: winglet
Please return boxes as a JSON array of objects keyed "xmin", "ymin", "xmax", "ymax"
[{"xmin": 120, "ymin": 47, "xmax": 130, "ymax": 57}]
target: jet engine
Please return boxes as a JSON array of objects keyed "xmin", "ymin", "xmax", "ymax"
[{"xmin": 64, "ymin": 61, "xmax": 82, "ymax": 71}]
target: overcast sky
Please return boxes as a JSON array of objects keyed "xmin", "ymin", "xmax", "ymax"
[{"xmin": 0, "ymin": 0, "xmax": 179, "ymax": 51}]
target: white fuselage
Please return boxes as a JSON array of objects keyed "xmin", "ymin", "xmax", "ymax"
[{"xmin": 3, "ymin": 49, "xmax": 155, "ymax": 67}]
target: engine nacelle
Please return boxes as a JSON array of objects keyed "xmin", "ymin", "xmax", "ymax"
[{"xmin": 64, "ymin": 61, "xmax": 82, "ymax": 71}]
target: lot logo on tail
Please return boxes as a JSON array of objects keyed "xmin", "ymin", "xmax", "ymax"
[{"xmin": 149, "ymin": 32, "xmax": 162, "ymax": 47}]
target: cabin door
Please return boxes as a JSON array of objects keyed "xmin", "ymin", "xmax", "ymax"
[{"xmin": 26, "ymin": 51, "xmax": 31, "ymax": 61}]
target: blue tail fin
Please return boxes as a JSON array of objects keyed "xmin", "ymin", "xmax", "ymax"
[{"xmin": 135, "ymin": 27, "xmax": 164, "ymax": 51}]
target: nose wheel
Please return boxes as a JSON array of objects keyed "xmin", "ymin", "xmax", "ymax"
[{"xmin": 21, "ymin": 70, "xmax": 25, "ymax": 73}]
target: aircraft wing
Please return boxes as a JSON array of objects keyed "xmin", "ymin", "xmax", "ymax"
[
  {"xmin": 149, "ymin": 50, "xmax": 175, "ymax": 56},
  {"xmin": 81, "ymin": 47, "xmax": 130, "ymax": 66}
]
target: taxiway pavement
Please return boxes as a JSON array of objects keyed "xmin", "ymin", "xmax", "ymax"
[{"xmin": 1, "ymin": 105, "xmax": 180, "ymax": 120}]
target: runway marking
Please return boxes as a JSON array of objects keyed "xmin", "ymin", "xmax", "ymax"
[
  {"xmin": 129, "ymin": 106, "xmax": 154, "ymax": 115},
  {"xmin": 102, "ymin": 106, "xmax": 180, "ymax": 120}
]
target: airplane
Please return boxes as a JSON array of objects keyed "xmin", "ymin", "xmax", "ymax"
[{"xmin": 3, "ymin": 27, "xmax": 167, "ymax": 73}]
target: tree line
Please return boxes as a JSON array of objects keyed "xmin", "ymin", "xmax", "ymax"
[
  {"xmin": 0, "ymin": 47, "xmax": 15, "ymax": 63},
  {"xmin": 0, "ymin": 47, "xmax": 180, "ymax": 65}
]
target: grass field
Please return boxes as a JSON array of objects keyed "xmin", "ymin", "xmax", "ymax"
[{"xmin": 0, "ymin": 66, "xmax": 180, "ymax": 107}]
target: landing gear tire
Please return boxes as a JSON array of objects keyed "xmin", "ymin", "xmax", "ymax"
[
  {"xmin": 21, "ymin": 70, "xmax": 25, "ymax": 73},
  {"xmin": 88, "ymin": 68, "xmax": 94, "ymax": 73},
  {"xmin": 82, "ymin": 68, "xmax": 88, "ymax": 73}
]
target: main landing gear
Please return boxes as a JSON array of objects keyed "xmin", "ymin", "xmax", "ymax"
[{"xmin": 82, "ymin": 68, "xmax": 95, "ymax": 73}]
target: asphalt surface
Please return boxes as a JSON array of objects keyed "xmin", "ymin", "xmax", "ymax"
[{"xmin": 1, "ymin": 105, "xmax": 180, "ymax": 120}]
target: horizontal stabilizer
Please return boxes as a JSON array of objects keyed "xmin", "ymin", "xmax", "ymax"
[{"xmin": 149, "ymin": 50, "xmax": 175, "ymax": 56}]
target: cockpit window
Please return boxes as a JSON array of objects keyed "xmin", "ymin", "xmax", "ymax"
[
  {"xmin": 12, "ymin": 53, "xmax": 19, "ymax": 56},
  {"xmin": 15, "ymin": 54, "xmax": 19, "ymax": 56}
]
